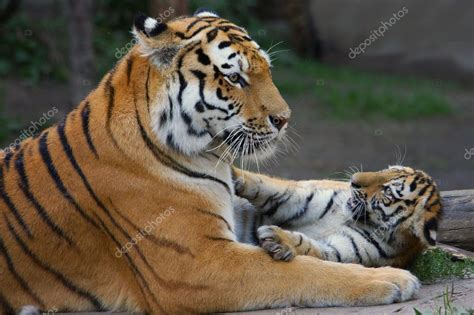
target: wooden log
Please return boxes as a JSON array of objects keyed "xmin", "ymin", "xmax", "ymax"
[{"xmin": 439, "ymin": 190, "xmax": 474, "ymax": 251}]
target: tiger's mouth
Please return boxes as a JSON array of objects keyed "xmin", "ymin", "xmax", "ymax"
[
  {"xmin": 215, "ymin": 127, "xmax": 280, "ymax": 160},
  {"xmin": 347, "ymin": 190, "xmax": 370, "ymax": 222}
]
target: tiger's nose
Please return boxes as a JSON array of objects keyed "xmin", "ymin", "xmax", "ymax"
[{"xmin": 269, "ymin": 115, "xmax": 288, "ymax": 131}]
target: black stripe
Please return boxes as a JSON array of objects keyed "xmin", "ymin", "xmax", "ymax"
[
  {"xmin": 351, "ymin": 226, "xmax": 389, "ymax": 259},
  {"xmin": 38, "ymin": 132, "xmax": 100, "ymax": 230},
  {"xmin": 261, "ymin": 192, "xmax": 280, "ymax": 210},
  {"xmin": 265, "ymin": 191, "xmax": 291, "ymax": 217},
  {"xmin": 206, "ymin": 28, "xmax": 218, "ymax": 42},
  {"xmin": 194, "ymin": 69, "xmax": 228, "ymax": 115},
  {"xmin": 168, "ymin": 96, "xmax": 174, "ymax": 121},
  {"xmin": 104, "ymin": 71, "xmax": 120, "ymax": 150},
  {"xmin": 3, "ymin": 151, "xmax": 14, "ymax": 170},
  {"xmin": 176, "ymin": 42, "xmax": 201, "ymax": 106},
  {"xmin": 145, "ymin": 66, "xmax": 151, "ymax": 111},
  {"xmin": 0, "ymin": 291, "xmax": 14, "ymax": 315},
  {"xmin": 0, "ymin": 234, "xmax": 45, "ymax": 307},
  {"xmin": 196, "ymin": 48, "xmax": 210, "ymax": 65},
  {"xmin": 4, "ymin": 214, "xmax": 103, "ymax": 310},
  {"xmin": 325, "ymin": 242, "xmax": 341, "ymax": 262},
  {"xmin": 279, "ymin": 192, "xmax": 314, "ymax": 227},
  {"xmin": 186, "ymin": 17, "xmax": 204, "ymax": 32},
  {"xmin": 218, "ymin": 41, "xmax": 232, "ymax": 49},
  {"xmin": 177, "ymin": 71, "xmax": 187, "ymax": 106},
  {"xmin": 0, "ymin": 166, "xmax": 32, "ymax": 237},
  {"xmin": 14, "ymin": 149, "xmax": 74, "ymax": 246},
  {"xmin": 81, "ymin": 102, "xmax": 99, "ymax": 158},
  {"xmin": 344, "ymin": 232, "xmax": 362, "ymax": 263},
  {"xmin": 126, "ymin": 56, "xmax": 134, "ymax": 86},
  {"xmin": 205, "ymin": 236, "xmax": 233, "ymax": 242},
  {"xmin": 319, "ymin": 191, "xmax": 338, "ymax": 219},
  {"xmin": 216, "ymin": 88, "xmax": 228, "ymax": 101},
  {"xmin": 296, "ymin": 234, "xmax": 303, "ymax": 247},
  {"xmin": 418, "ymin": 184, "xmax": 430, "ymax": 197},
  {"xmin": 175, "ymin": 25, "xmax": 212, "ymax": 40},
  {"xmin": 134, "ymin": 104, "xmax": 231, "ymax": 194},
  {"xmin": 196, "ymin": 208, "xmax": 233, "ymax": 233}
]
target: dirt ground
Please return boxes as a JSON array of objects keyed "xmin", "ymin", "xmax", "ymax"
[{"xmin": 3, "ymin": 79, "xmax": 474, "ymax": 191}]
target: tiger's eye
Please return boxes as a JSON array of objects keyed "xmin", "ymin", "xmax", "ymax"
[{"xmin": 228, "ymin": 73, "xmax": 240, "ymax": 83}]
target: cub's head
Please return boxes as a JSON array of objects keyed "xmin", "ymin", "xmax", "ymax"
[
  {"xmin": 349, "ymin": 166, "xmax": 442, "ymax": 247},
  {"xmin": 132, "ymin": 10, "xmax": 290, "ymax": 158}
]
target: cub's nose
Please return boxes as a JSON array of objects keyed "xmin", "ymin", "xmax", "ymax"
[
  {"xmin": 351, "ymin": 172, "xmax": 364, "ymax": 188},
  {"xmin": 269, "ymin": 115, "xmax": 288, "ymax": 131}
]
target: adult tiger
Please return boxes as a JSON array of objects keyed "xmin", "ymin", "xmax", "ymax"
[
  {"xmin": 234, "ymin": 166, "xmax": 442, "ymax": 268},
  {"xmin": 1, "ymin": 10, "xmax": 419, "ymax": 315}
]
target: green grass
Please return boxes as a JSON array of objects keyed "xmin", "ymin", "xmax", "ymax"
[
  {"xmin": 273, "ymin": 57, "xmax": 454, "ymax": 120},
  {"xmin": 410, "ymin": 247, "xmax": 474, "ymax": 284},
  {"xmin": 414, "ymin": 284, "xmax": 474, "ymax": 315}
]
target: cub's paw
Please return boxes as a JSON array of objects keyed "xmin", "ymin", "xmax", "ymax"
[{"xmin": 257, "ymin": 225, "xmax": 296, "ymax": 262}]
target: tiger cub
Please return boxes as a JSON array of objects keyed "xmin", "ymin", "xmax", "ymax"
[{"xmin": 234, "ymin": 166, "xmax": 442, "ymax": 268}]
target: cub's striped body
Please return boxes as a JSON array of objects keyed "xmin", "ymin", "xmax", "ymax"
[
  {"xmin": 235, "ymin": 166, "xmax": 442, "ymax": 268},
  {"xmin": 1, "ymin": 10, "xmax": 419, "ymax": 314}
]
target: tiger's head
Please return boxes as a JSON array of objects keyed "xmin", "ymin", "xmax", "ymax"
[
  {"xmin": 348, "ymin": 166, "xmax": 442, "ymax": 247},
  {"xmin": 132, "ymin": 10, "xmax": 290, "ymax": 158}
]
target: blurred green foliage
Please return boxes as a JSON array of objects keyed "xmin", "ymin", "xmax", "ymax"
[
  {"xmin": 94, "ymin": 0, "xmax": 148, "ymax": 77},
  {"xmin": 0, "ymin": 87, "xmax": 22, "ymax": 147},
  {"xmin": 0, "ymin": 12, "xmax": 68, "ymax": 83},
  {"xmin": 274, "ymin": 57, "xmax": 453, "ymax": 120}
]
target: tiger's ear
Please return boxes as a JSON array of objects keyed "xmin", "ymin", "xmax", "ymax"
[
  {"xmin": 413, "ymin": 193, "xmax": 442, "ymax": 246},
  {"xmin": 194, "ymin": 8, "xmax": 219, "ymax": 18},
  {"xmin": 133, "ymin": 13, "xmax": 181, "ymax": 69}
]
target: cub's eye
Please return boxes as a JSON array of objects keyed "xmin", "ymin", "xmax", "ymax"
[{"xmin": 383, "ymin": 186, "xmax": 393, "ymax": 197}]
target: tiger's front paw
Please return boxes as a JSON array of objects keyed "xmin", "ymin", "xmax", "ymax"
[{"xmin": 257, "ymin": 225, "xmax": 296, "ymax": 262}]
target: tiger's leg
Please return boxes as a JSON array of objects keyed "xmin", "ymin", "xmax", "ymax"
[
  {"xmin": 181, "ymin": 240, "xmax": 420, "ymax": 313},
  {"xmin": 233, "ymin": 168, "xmax": 349, "ymax": 223},
  {"xmin": 256, "ymin": 225, "xmax": 326, "ymax": 261}
]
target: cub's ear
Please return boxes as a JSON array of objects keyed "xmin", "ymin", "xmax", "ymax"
[
  {"xmin": 194, "ymin": 7, "xmax": 219, "ymax": 18},
  {"xmin": 413, "ymin": 192, "xmax": 442, "ymax": 246},
  {"xmin": 133, "ymin": 13, "xmax": 180, "ymax": 69}
]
